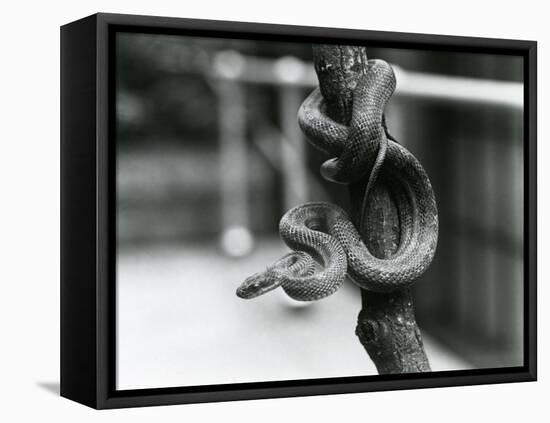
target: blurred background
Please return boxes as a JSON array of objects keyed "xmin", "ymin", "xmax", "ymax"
[{"xmin": 115, "ymin": 32, "xmax": 524, "ymax": 389}]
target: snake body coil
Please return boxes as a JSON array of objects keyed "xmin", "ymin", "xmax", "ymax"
[{"xmin": 237, "ymin": 59, "xmax": 438, "ymax": 301}]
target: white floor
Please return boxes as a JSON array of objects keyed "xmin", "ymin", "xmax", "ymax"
[{"xmin": 117, "ymin": 241, "xmax": 472, "ymax": 390}]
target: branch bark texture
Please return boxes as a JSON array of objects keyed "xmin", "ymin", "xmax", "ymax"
[{"xmin": 312, "ymin": 45, "xmax": 431, "ymax": 373}]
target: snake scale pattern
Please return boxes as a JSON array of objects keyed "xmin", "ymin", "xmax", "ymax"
[{"xmin": 237, "ymin": 59, "xmax": 438, "ymax": 301}]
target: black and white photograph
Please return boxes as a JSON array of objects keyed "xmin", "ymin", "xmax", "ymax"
[
  {"xmin": 4, "ymin": 0, "xmax": 547, "ymax": 419},
  {"xmin": 114, "ymin": 29, "xmax": 526, "ymax": 390}
]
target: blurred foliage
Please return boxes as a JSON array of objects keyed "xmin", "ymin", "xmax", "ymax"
[
  {"xmin": 116, "ymin": 33, "xmax": 312, "ymax": 144},
  {"xmin": 368, "ymin": 47, "xmax": 523, "ymax": 82},
  {"xmin": 116, "ymin": 32, "xmax": 522, "ymax": 146}
]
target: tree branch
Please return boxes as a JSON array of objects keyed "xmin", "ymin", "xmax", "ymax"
[{"xmin": 312, "ymin": 44, "xmax": 431, "ymax": 373}]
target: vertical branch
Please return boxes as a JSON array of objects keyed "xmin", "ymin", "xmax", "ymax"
[{"xmin": 312, "ymin": 45, "xmax": 431, "ymax": 373}]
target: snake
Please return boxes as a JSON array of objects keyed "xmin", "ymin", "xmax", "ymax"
[{"xmin": 236, "ymin": 59, "xmax": 438, "ymax": 301}]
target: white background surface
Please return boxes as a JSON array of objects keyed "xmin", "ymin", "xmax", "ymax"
[
  {"xmin": 1, "ymin": 0, "xmax": 547, "ymax": 421},
  {"xmin": 117, "ymin": 244, "xmax": 470, "ymax": 389}
]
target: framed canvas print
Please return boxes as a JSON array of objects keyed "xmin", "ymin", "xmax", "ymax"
[{"xmin": 60, "ymin": 13, "xmax": 537, "ymax": 409}]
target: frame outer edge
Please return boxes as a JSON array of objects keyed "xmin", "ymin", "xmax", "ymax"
[
  {"xmin": 60, "ymin": 13, "xmax": 99, "ymax": 409},
  {"xmin": 527, "ymin": 42, "xmax": 537, "ymax": 380},
  {"xmin": 74, "ymin": 12, "xmax": 537, "ymax": 409}
]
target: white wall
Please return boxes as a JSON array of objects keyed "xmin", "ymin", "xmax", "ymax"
[{"xmin": 2, "ymin": 0, "xmax": 546, "ymax": 421}]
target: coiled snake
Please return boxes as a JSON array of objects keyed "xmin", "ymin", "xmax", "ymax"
[{"xmin": 236, "ymin": 59, "xmax": 438, "ymax": 301}]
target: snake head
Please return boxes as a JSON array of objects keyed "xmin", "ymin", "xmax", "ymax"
[{"xmin": 236, "ymin": 270, "xmax": 279, "ymax": 299}]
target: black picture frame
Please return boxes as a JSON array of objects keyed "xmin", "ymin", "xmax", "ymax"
[{"xmin": 60, "ymin": 12, "xmax": 537, "ymax": 409}]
